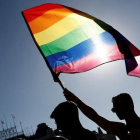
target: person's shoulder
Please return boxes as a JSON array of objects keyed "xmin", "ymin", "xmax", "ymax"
[{"xmin": 109, "ymin": 121, "xmax": 129, "ymax": 139}]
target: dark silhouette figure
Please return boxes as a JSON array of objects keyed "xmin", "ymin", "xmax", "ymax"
[
  {"xmin": 63, "ymin": 89, "xmax": 140, "ymax": 140},
  {"xmin": 49, "ymin": 136, "xmax": 68, "ymax": 140},
  {"xmin": 50, "ymin": 101, "xmax": 98, "ymax": 140},
  {"xmin": 35, "ymin": 123, "xmax": 54, "ymax": 139}
]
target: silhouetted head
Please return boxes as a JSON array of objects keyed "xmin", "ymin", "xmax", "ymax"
[
  {"xmin": 50, "ymin": 101, "xmax": 81, "ymax": 134},
  {"xmin": 111, "ymin": 93, "xmax": 134, "ymax": 120},
  {"xmin": 35, "ymin": 123, "xmax": 49, "ymax": 139}
]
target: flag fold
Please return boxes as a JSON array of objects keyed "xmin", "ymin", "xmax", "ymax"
[{"xmin": 22, "ymin": 3, "xmax": 140, "ymax": 78}]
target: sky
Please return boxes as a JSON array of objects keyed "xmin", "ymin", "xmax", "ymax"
[{"xmin": 0, "ymin": 0, "xmax": 140, "ymax": 139}]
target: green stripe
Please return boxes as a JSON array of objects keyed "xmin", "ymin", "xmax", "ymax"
[{"xmin": 40, "ymin": 21, "xmax": 105, "ymax": 57}]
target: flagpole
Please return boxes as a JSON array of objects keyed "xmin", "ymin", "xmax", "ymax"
[
  {"xmin": 57, "ymin": 77, "xmax": 65, "ymax": 90},
  {"xmin": 20, "ymin": 122, "xmax": 23, "ymax": 133},
  {"xmin": 1, "ymin": 121, "xmax": 4, "ymax": 130},
  {"xmin": 1, "ymin": 121, "xmax": 6, "ymax": 139},
  {"xmin": 4, "ymin": 114, "xmax": 8, "ymax": 130},
  {"xmin": 10, "ymin": 122, "xmax": 12, "ymax": 128},
  {"xmin": 12, "ymin": 115, "xmax": 18, "ymax": 136},
  {"xmin": 12, "ymin": 115, "xmax": 15, "ymax": 126}
]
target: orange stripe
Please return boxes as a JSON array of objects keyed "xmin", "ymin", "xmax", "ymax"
[{"xmin": 28, "ymin": 8, "xmax": 74, "ymax": 34}]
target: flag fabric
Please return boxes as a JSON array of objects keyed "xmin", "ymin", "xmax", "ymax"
[
  {"xmin": 12, "ymin": 115, "xmax": 15, "ymax": 119},
  {"xmin": 22, "ymin": 4, "xmax": 140, "ymax": 78}
]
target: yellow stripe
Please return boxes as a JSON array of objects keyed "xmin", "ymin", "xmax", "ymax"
[
  {"xmin": 28, "ymin": 8, "xmax": 73, "ymax": 34},
  {"xmin": 33, "ymin": 13, "xmax": 93, "ymax": 46}
]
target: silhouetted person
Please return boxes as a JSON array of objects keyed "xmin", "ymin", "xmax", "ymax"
[
  {"xmin": 35, "ymin": 123, "xmax": 54, "ymax": 139},
  {"xmin": 50, "ymin": 101, "xmax": 98, "ymax": 140},
  {"xmin": 63, "ymin": 89, "xmax": 140, "ymax": 140}
]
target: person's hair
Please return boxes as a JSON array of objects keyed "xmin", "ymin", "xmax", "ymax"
[
  {"xmin": 50, "ymin": 101, "xmax": 79, "ymax": 120},
  {"xmin": 111, "ymin": 93, "xmax": 134, "ymax": 112}
]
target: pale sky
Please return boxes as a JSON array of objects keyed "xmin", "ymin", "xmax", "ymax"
[{"xmin": 0, "ymin": 0, "xmax": 140, "ymax": 139}]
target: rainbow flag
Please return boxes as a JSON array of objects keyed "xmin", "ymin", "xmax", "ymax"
[{"xmin": 22, "ymin": 4, "xmax": 140, "ymax": 78}]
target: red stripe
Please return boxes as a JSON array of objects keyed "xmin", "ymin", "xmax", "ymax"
[
  {"xmin": 129, "ymin": 43, "xmax": 140, "ymax": 56},
  {"xmin": 53, "ymin": 45, "xmax": 123, "ymax": 74},
  {"xmin": 23, "ymin": 3, "xmax": 64, "ymax": 23}
]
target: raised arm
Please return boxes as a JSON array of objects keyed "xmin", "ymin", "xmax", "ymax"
[
  {"xmin": 63, "ymin": 88, "xmax": 98, "ymax": 120},
  {"xmin": 63, "ymin": 88, "xmax": 127, "ymax": 136}
]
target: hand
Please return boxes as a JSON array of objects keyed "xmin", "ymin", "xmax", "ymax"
[{"xmin": 63, "ymin": 88, "xmax": 77, "ymax": 102}]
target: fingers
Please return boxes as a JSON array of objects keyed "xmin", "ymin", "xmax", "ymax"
[
  {"xmin": 63, "ymin": 88, "xmax": 76, "ymax": 102},
  {"xmin": 63, "ymin": 88, "xmax": 69, "ymax": 93},
  {"xmin": 63, "ymin": 88, "xmax": 71, "ymax": 100},
  {"xmin": 63, "ymin": 88, "xmax": 71, "ymax": 96}
]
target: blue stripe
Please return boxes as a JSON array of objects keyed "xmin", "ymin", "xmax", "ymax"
[{"xmin": 46, "ymin": 31, "xmax": 117, "ymax": 69}]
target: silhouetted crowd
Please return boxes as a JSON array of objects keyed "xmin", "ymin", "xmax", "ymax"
[{"xmin": 16, "ymin": 88, "xmax": 140, "ymax": 140}]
